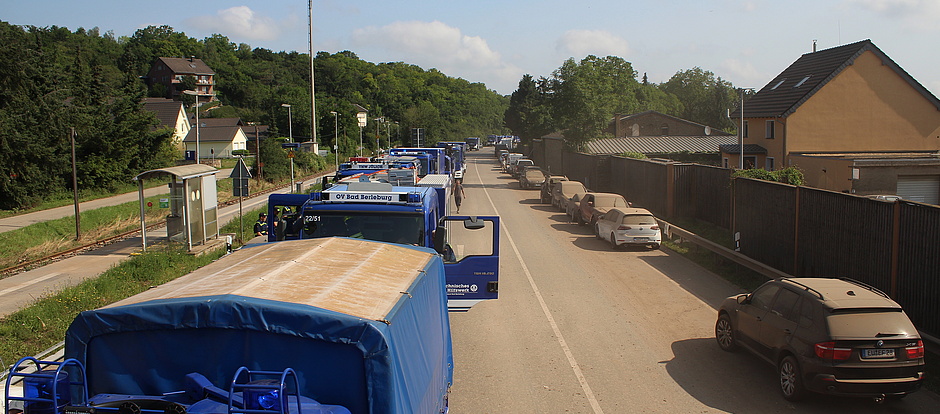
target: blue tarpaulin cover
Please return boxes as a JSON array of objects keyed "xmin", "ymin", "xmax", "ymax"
[{"xmin": 64, "ymin": 238, "xmax": 453, "ymax": 414}]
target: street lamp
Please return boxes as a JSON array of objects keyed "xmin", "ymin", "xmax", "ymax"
[
  {"xmin": 330, "ymin": 111, "xmax": 339, "ymax": 168},
  {"xmin": 183, "ymin": 90, "xmax": 203, "ymax": 164},
  {"xmin": 374, "ymin": 117, "xmax": 383, "ymax": 153},
  {"xmin": 281, "ymin": 103, "xmax": 294, "ymax": 184},
  {"xmin": 738, "ymin": 88, "xmax": 755, "ymax": 170},
  {"xmin": 354, "ymin": 105, "xmax": 368, "ymax": 157}
]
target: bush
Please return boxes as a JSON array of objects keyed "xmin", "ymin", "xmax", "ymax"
[{"xmin": 732, "ymin": 167, "xmax": 804, "ymax": 186}]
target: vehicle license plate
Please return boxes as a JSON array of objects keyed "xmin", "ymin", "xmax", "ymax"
[
  {"xmin": 633, "ymin": 237, "xmax": 648, "ymax": 242},
  {"xmin": 862, "ymin": 348, "xmax": 895, "ymax": 359}
]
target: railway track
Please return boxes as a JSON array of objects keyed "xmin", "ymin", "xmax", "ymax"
[{"xmin": 0, "ymin": 172, "xmax": 331, "ymax": 278}]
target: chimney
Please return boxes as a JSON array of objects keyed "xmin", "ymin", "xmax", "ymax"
[
  {"xmin": 189, "ymin": 56, "xmax": 195, "ymax": 62},
  {"xmin": 813, "ymin": 39, "xmax": 817, "ymax": 53}
]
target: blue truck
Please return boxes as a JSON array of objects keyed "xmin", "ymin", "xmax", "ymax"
[
  {"xmin": 4, "ymin": 237, "xmax": 455, "ymax": 414},
  {"xmin": 435, "ymin": 142, "xmax": 467, "ymax": 180},
  {"xmin": 267, "ymin": 171, "xmax": 499, "ymax": 311}
]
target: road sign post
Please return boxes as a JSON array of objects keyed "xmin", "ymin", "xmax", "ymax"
[{"xmin": 230, "ymin": 158, "xmax": 253, "ymax": 242}]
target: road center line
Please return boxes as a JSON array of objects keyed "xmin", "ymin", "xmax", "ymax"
[{"xmin": 471, "ymin": 156, "xmax": 605, "ymax": 414}]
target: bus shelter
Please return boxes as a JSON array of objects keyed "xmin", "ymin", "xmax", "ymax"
[{"xmin": 134, "ymin": 164, "xmax": 219, "ymax": 251}]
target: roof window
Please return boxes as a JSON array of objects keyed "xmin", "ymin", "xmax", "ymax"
[
  {"xmin": 794, "ymin": 76, "xmax": 811, "ymax": 88},
  {"xmin": 771, "ymin": 79, "xmax": 786, "ymax": 90}
]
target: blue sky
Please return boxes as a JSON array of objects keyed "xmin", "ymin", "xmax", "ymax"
[{"xmin": 4, "ymin": 0, "xmax": 940, "ymax": 97}]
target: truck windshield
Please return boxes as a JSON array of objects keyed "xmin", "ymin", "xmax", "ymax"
[{"xmin": 301, "ymin": 212, "xmax": 424, "ymax": 245}]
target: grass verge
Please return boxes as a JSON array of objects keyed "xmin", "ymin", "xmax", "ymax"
[
  {"xmin": 0, "ymin": 197, "xmax": 168, "ymax": 271},
  {"xmin": 0, "ymin": 205, "xmax": 263, "ymax": 367}
]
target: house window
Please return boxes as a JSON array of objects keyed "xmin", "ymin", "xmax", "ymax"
[
  {"xmin": 771, "ymin": 79, "xmax": 786, "ymax": 89},
  {"xmin": 766, "ymin": 157, "xmax": 775, "ymax": 170},
  {"xmin": 765, "ymin": 120, "xmax": 775, "ymax": 139},
  {"xmin": 794, "ymin": 76, "xmax": 811, "ymax": 88},
  {"xmin": 723, "ymin": 158, "xmax": 729, "ymax": 169},
  {"xmin": 743, "ymin": 120, "xmax": 749, "ymax": 138},
  {"xmin": 660, "ymin": 124, "xmax": 669, "ymax": 136}
]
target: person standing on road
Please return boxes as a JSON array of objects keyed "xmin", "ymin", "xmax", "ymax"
[
  {"xmin": 253, "ymin": 213, "xmax": 268, "ymax": 236},
  {"xmin": 453, "ymin": 179, "xmax": 466, "ymax": 213}
]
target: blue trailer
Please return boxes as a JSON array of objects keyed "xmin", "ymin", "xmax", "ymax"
[
  {"xmin": 386, "ymin": 148, "xmax": 449, "ymax": 177},
  {"xmin": 267, "ymin": 178, "xmax": 499, "ymax": 311},
  {"xmin": 5, "ymin": 238, "xmax": 455, "ymax": 414}
]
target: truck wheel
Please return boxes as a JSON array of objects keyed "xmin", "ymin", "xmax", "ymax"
[{"xmin": 576, "ymin": 213, "xmax": 585, "ymax": 225}]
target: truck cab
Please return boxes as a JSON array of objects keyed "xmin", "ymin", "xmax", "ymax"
[{"xmin": 268, "ymin": 173, "xmax": 498, "ymax": 311}]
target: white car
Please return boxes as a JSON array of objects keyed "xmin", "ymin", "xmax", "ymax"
[{"xmin": 594, "ymin": 208, "xmax": 662, "ymax": 249}]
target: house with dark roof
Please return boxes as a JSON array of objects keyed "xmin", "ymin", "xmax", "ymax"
[
  {"xmin": 725, "ymin": 39, "xmax": 940, "ymax": 202},
  {"xmin": 146, "ymin": 57, "xmax": 216, "ymax": 100},
  {"xmin": 580, "ymin": 110, "xmax": 734, "ymax": 163},
  {"xmin": 142, "ymin": 98, "xmax": 190, "ymax": 148},
  {"xmin": 183, "ymin": 120, "xmax": 249, "ymax": 159}
]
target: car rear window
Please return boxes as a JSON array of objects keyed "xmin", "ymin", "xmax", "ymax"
[
  {"xmin": 826, "ymin": 308, "xmax": 917, "ymax": 338},
  {"xmin": 622, "ymin": 214, "xmax": 656, "ymax": 226},
  {"xmin": 595, "ymin": 197, "xmax": 629, "ymax": 208}
]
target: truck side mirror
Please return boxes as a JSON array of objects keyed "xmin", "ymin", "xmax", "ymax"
[
  {"xmin": 463, "ymin": 217, "xmax": 485, "ymax": 230},
  {"xmin": 433, "ymin": 226, "xmax": 447, "ymax": 254}
]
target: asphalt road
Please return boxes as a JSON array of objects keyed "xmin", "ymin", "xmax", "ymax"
[{"xmin": 447, "ymin": 148, "xmax": 939, "ymax": 413}]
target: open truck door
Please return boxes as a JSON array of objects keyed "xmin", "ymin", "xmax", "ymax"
[{"xmin": 435, "ymin": 216, "xmax": 499, "ymax": 311}]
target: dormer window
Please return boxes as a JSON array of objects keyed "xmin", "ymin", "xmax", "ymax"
[
  {"xmin": 771, "ymin": 79, "xmax": 786, "ymax": 90},
  {"xmin": 794, "ymin": 76, "xmax": 811, "ymax": 88}
]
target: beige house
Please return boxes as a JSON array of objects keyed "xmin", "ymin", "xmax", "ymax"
[
  {"xmin": 724, "ymin": 40, "xmax": 940, "ymax": 202},
  {"xmin": 142, "ymin": 98, "xmax": 191, "ymax": 148},
  {"xmin": 183, "ymin": 122, "xmax": 249, "ymax": 159}
]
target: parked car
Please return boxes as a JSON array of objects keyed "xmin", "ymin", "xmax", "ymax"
[
  {"xmin": 572, "ymin": 192, "xmax": 631, "ymax": 225},
  {"xmin": 715, "ymin": 278, "xmax": 925, "ymax": 402},
  {"xmin": 552, "ymin": 181, "xmax": 587, "ymax": 212},
  {"xmin": 511, "ymin": 158, "xmax": 535, "ymax": 178},
  {"xmin": 502, "ymin": 153, "xmax": 522, "ymax": 172},
  {"xmin": 866, "ymin": 194, "xmax": 902, "ymax": 202},
  {"xmin": 519, "ymin": 167, "xmax": 546, "ymax": 189},
  {"xmin": 540, "ymin": 176, "xmax": 568, "ymax": 203},
  {"xmin": 594, "ymin": 208, "xmax": 661, "ymax": 249}
]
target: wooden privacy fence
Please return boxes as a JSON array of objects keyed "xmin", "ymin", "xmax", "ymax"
[{"xmin": 527, "ymin": 139, "xmax": 940, "ymax": 339}]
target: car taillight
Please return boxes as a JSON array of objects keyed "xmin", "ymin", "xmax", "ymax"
[
  {"xmin": 650, "ymin": 225, "xmax": 660, "ymax": 230},
  {"xmin": 815, "ymin": 342, "xmax": 852, "ymax": 361},
  {"xmin": 906, "ymin": 340, "xmax": 925, "ymax": 359},
  {"xmin": 618, "ymin": 225, "xmax": 632, "ymax": 230}
]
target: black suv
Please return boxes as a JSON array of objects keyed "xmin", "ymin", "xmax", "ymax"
[{"xmin": 715, "ymin": 277, "xmax": 925, "ymax": 401}]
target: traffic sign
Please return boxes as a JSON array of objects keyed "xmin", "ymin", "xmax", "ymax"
[
  {"xmin": 230, "ymin": 158, "xmax": 252, "ymax": 180},
  {"xmin": 230, "ymin": 158, "xmax": 251, "ymax": 197}
]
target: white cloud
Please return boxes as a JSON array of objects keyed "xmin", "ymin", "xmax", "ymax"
[
  {"xmin": 844, "ymin": 0, "xmax": 940, "ymax": 30},
  {"xmin": 719, "ymin": 58, "xmax": 769, "ymax": 89},
  {"xmin": 555, "ymin": 30, "xmax": 630, "ymax": 59},
  {"xmin": 185, "ymin": 6, "xmax": 282, "ymax": 41},
  {"xmin": 351, "ymin": 21, "xmax": 523, "ymax": 94}
]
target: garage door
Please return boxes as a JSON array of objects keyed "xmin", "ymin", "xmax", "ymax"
[{"xmin": 897, "ymin": 175, "xmax": 940, "ymax": 204}]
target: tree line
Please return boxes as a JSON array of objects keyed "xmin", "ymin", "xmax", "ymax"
[
  {"xmin": 504, "ymin": 55, "xmax": 743, "ymax": 150},
  {"xmin": 0, "ymin": 21, "xmax": 744, "ymax": 210},
  {"xmin": 0, "ymin": 22, "xmax": 510, "ymax": 210}
]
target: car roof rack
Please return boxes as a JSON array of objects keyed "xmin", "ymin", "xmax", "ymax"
[
  {"xmin": 838, "ymin": 277, "xmax": 891, "ymax": 299},
  {"xmin": 780, "ymin": 278, "xmax": 824, "ymax": 300}
]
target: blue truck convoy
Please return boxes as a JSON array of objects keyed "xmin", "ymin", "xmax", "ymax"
[
  {"xmin": 4, "ymin": 237, "xmax": 456, "ymax": 414},
  {"xmin": 267, "ymin": 167, "xmax": 499, "ymax": 311}
]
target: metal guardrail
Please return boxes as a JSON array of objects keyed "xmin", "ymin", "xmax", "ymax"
[{"xmin": 659, "ymin": 219, "xmax": 940, "ymax": 352}]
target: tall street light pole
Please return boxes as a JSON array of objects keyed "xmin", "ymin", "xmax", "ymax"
[
  {"xmin": 330, "ymin": 111, "xmax": 338, "ymax": 168},
  {"xmin": 282, "ymin": 103, "xmax": 294, "ymax": 185},
  {"xmin": 183, "ymin": 90, "xmax": 201, "ymax": 164},
  {"xmin": 738, "ymin": 87, "xmax": 755, "ymax": 170}
]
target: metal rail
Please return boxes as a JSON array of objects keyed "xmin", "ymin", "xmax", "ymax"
[{"xmin": 660, "ymin": 219, "xmax": 940, "ymax": 351}]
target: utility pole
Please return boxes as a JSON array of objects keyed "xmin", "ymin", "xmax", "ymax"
[{"xmin": 71, "ymin": 127, "xmax": 80, "ymax": 240}]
